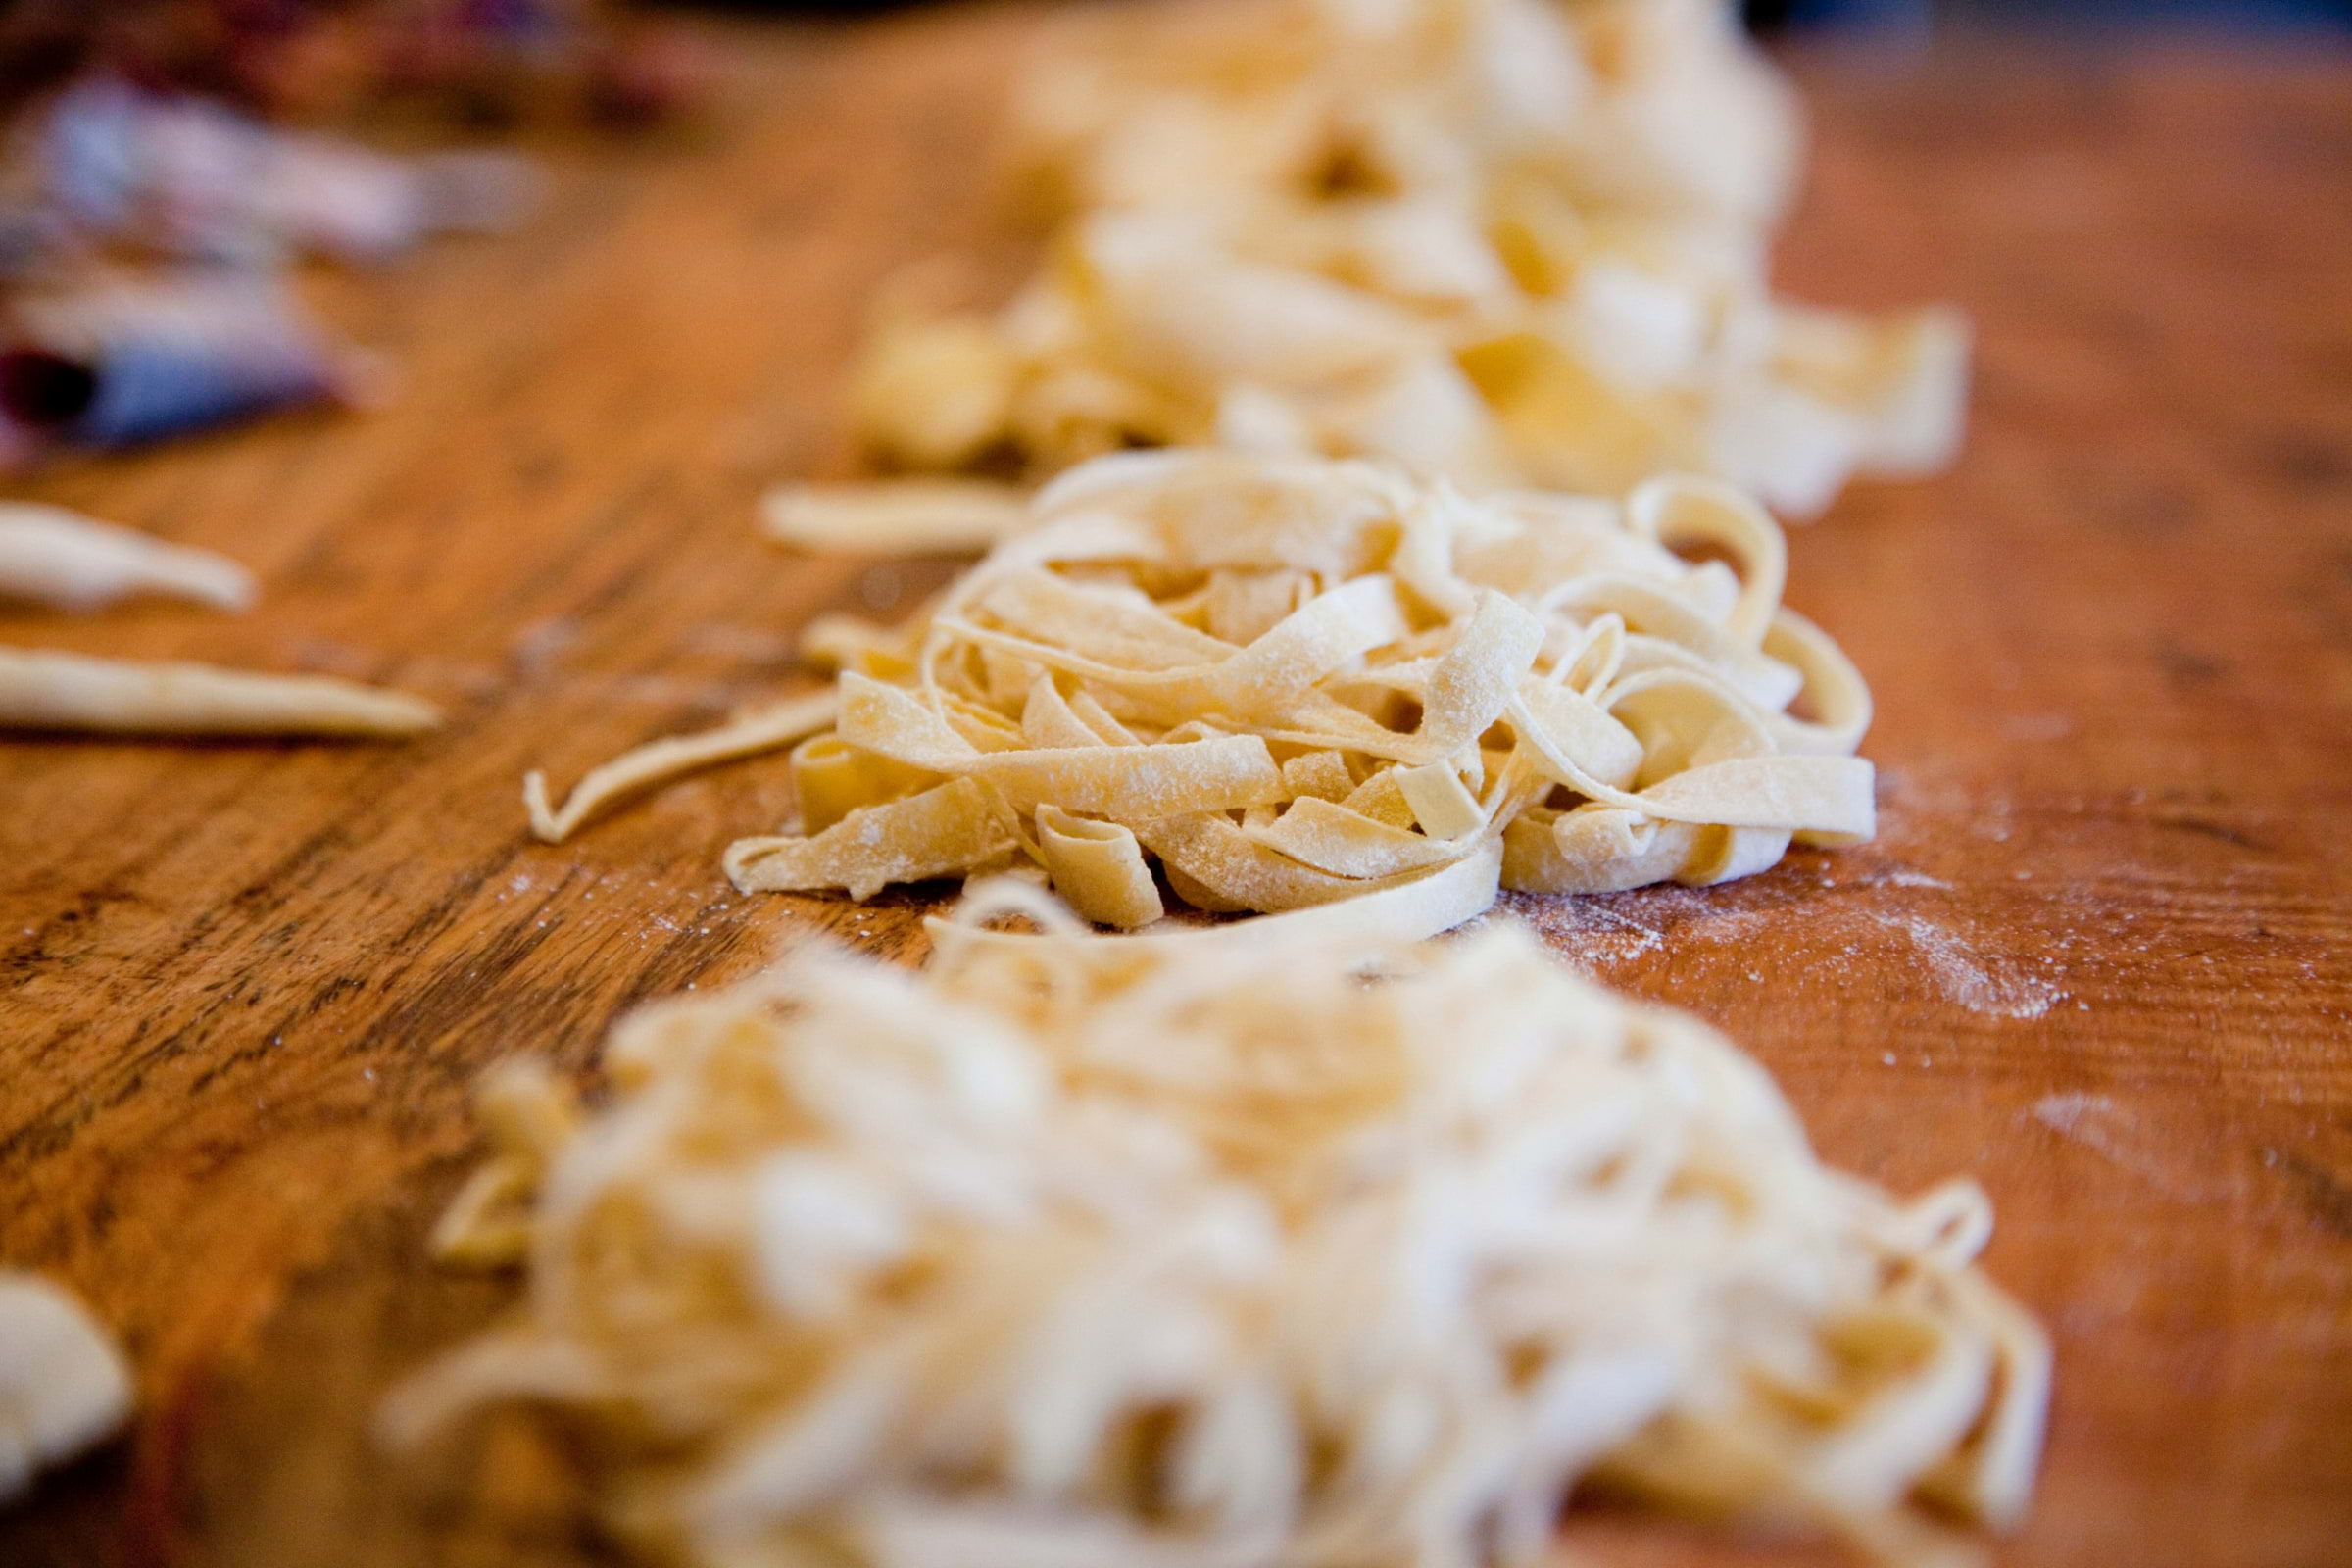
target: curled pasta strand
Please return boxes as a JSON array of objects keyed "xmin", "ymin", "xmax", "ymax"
[{"xmin": 525, "ymin": 690, "xmax": 838, "ymax": 842}]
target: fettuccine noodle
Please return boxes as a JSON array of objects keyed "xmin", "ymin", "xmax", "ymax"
[
  {"xmin": 532, "ymin": 451, "xmax": 1873, "ymax": 933},
  {"xmin": 392, "ymin": 882, "xmax": 2048, "ymax": 1568}
]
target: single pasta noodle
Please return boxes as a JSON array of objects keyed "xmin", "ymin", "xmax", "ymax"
[
  {"xmin": 761, "ymin": 481, "xmax": 1031, "ymax": 558},
  {"xmin": 0, "ymin": 648, "xmax": 441, "ymax": 738},
  {"xmin": 530, "ymin": 451, "xmax": 1874, "ymax": 935},
  {"xmin": 0, "ymin": 504, "xmax": 254, "ymax": 612},
  {"xmin": 390, "ymin": 882, "xmax": 2050, "ymax": 1568}
]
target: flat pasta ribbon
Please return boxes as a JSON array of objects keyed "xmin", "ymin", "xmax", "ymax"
[{"xmin": 525, "ymin": 451, "xmax": 1876, "ymax": 934}]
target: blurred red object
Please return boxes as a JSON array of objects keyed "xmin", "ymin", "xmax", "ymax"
[
  {"xmin": 0, "ymin": 0, "xmax": 707, "ymax": 128},
  {"xmin": 0, "ymin": 0, "xmax": 687, "ymax": 463}
]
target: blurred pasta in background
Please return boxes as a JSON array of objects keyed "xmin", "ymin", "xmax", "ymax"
[{"xmin": 850, "ymin": 0, "xmax": 1969, "ymax": 518}]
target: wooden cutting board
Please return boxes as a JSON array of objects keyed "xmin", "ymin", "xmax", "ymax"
[{"xmin": 3, "ymin": 11, "xmax": 2348, "ymax": 1565}]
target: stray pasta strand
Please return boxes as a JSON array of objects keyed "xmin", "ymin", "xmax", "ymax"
[
  {"xmin": 760, "ymin": 480, "xmax": 1032, "ymax": 557},
  {"xmin": 525, "ymin": 690, "xmax": 839, "ymax": 842},
  {"xmin": 0, "ymin": 648, "xmax": 440, "ymax": 738},
  {"xmin": 0, "ymin": 503, "xmax": 255, "ymax": 612},
  {"xmin": 392, "ymin": 885, "xmax": 2049, "ymax": 1568}
]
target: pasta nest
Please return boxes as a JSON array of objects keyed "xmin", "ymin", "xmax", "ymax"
[
  {"xmin": 1015, "ymin": 0, "xmax": 1804, "ymax": 230},
  {"xmin": 720, "ymin": 451, "xmax": 1874, "ymax": 933},
  {"xmin": 851, "ymin": 0, "xmax": 1966, "ymax": 516},
  {"xmin": 399, "ymin": 885, "xmax": 2048, "ymax": 1568}
]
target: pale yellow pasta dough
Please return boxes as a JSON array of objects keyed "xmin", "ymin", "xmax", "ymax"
[
  {"xmin": 392, "ymin": 883, "xmax": 2049, "ymax": 1568},
  {"xmin": 0, "ymin": 648, "xmax": 439, "ymax": 739},
  {"xmin": 0, "ymin": 1273, "xmax": 134, "ymax": 1503},
  {"xmin": 525, "ymin": 452, "xmax": 1873, "ymax": 934},
  {"xmin": 0, "ymin": 504, "xmax": 254, "ymax": 612},
  {"xmin": 761, "ymin": 481, "xmax": 1031, "ymax": 557},
  {"xmin": 829, "ymin": 0, "xmax": 1967, "ymax": 520}
]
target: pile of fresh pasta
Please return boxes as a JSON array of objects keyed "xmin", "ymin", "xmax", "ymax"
[
  {"xmin": 850, "ymin": 0, "xmax": 1966, "ymax": 518},
  {"xmin": 404, "ymin": 5, "xmax": 2054, "ymax": 1567},
  {"xmin": 396, "ymin": 886, "xmax": 2048, "ymax": 1568},
  {"xmin": 534, "ymin": 452, "xmax": 1875, "ymax": 933}
]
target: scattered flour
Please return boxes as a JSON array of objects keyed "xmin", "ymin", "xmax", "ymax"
[
  {"xmin": 2001, "ymin": 711, "xmax": 2077, "ymax": 743},
  {"xmin": 597, "ymin": 674, "xmax": 745, "ymax": 708},
  {"xmin": 1879, "ymin": 913, "xmax": 2064, "ymax": 1020},
  {"xmin": 287, "ymin": 636, "xmax": 501, "ymax": 696},
  {"xmin": 682, "ymin": 624, "xmax": 798, "ymax": 662},
  {"xmin": 2029, "ymin": 1094, "xmax": 2225, "ymax": 1201},
  {"xmin": 1494, "ymin": 892, "xmax": 1666, "ymax": 969},
  {"xmin": 1496, "ymin": 865, "xmax": 2072, "ymax": 1024},
  {"xmin": 1867, "ymin": 867, "xmax": 1950, "ymax": 890},
  {"xmin": 509, "ymin": 616, "xmax": 581, "ymax": 679}
]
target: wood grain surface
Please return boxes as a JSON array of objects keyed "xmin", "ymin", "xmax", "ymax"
[{"xmin": 3, "ymin": 10, "xmax": 2349, "ymax": 1566}]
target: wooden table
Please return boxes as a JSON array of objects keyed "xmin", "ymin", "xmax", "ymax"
[{"xmin": 3, "ymin": 10, "xmax": 2348, "ymax": 1565}]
